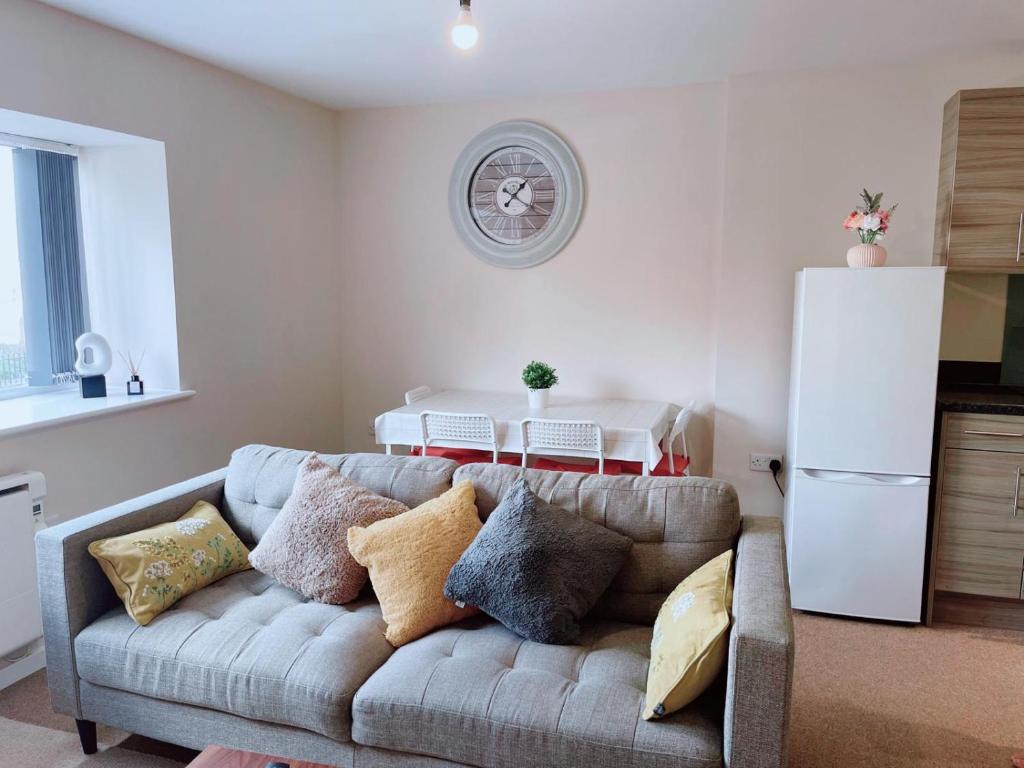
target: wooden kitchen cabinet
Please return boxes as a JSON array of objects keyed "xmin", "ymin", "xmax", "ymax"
[
  {"xmin": 927, "ymin": 413, "xmax": 1024, "ymax": 626},
  {"xmin": 933, "ymin": 88, "xmax": 1024, "ymax": 272}
]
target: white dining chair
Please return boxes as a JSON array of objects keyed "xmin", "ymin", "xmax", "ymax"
[
  {"xmin": 420, "ymin": 410, "xmax": 500, "ymax": 464},
  {"xmin": 384, "ymin": 387, "xmax": 435, "ymax": 454},
  {"xmin": 664, "ymin": 400, "xmax": 696, "ymax": 476},
  {"xmin": 520, "ymin": 418, "xmax": 605, "ymax": 475},
  {"xmin": 404, "ymin": 386, "xmax": 433, "ymax": 405}
]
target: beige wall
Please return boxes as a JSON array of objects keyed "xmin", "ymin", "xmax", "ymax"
[
  {"xmin": 336, "ymin": 50, "xmax": 1024, "ymax": 517},
  {"xmin": 335, "ymin": 85, "xmax": 726, "ymax": 474},
  {"xmin": 6, "ymin": 0, "xmax": 1024, "ymax": 524},
  {"xmin": 939, "ymin": 273, "xmax": 1007, "ymax": 361},
  {"xmin": 0, "ymin": 0, "xmax": 343, "ymax": 521},
  {"xmin": 714, "ymin": 53, "xmax": 1024, "ymax": 516}
]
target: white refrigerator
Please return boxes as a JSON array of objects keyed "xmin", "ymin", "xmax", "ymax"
[{"xmin": 784, "ymin": 266, "xmax": 945, "ymax": 622}]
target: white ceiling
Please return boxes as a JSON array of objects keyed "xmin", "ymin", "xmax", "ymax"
[{"xmin": 38, "ymin": 0, "xmax": 1024, "ymax": 109}]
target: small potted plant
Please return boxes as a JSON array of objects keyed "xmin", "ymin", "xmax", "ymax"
[
  {"xmin": 843, "ymin": 189, "xmax": 898, "ymax": 267},
  {"xmin": 522, "ymin": 360, "xmax": 558, "ymax": 410}
]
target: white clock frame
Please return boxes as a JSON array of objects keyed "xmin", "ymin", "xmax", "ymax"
[{"xmin": 449, "ymin": 120, "xmax": 584, "ymax": 269}]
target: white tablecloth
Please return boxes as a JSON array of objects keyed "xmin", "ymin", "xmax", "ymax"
[{"xmin": 374, "ymin": 389, "xmax": 677, "ymax": 468}]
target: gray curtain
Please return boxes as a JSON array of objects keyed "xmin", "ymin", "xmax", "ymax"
[{"xmin": 35, "ymin": 151, "xmax": 85, "ymax": 382}]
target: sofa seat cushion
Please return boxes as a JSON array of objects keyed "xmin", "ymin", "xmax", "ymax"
[
  {"xmin": 351, "ymin": 617, "xmax": 723, "ymax": 768},
  {"xmin": 75, "ymin": 569, "xmax": 393, "ymax": 742}
]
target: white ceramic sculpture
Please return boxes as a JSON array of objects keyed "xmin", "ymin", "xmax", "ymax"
[{"xmin": 74, "ymin": 332, "xmax": 113, "ymax": 377}]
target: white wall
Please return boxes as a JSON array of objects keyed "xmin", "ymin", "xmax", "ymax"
[
  {"xmin": 0, "ymin": 0, "xmax": 342, "ymax": 521},
  {"xmin": 335, "ymin": 84, "xmax": 726, "ymax": 474},
  {"xmin": 713, "ymin": 52, "xmax": 1024, "ymax": 515},
  {"xmin": 6, "ymin": 0, "xmax": 1024, "ymax": 523},
  {"xmin": 336, "ymin": 50, "xmax": 1024, "ymax": 517},
  {"xmin": 78, "ymin": 142, "xmax": 180, "ymax": 390}
]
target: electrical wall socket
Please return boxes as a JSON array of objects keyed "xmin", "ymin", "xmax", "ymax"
[
  {"xmin": 367, "ymin": 419, "xmax": 376, "ymax": 438},
  {"xmin": 750, "ymin": 453, "xmax": 782, "ymax": 472}
]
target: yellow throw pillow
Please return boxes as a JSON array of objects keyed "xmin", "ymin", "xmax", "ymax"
[
  {"xmin": 347, "ymin": 480, "xmax": 482, "ymax": 647},
  {"xmin": 88, "ymin": 501, "xmax": 252, "ymax": 626},
  {"xmin": 644, "ymin": 549, "xmax": 734, "ymax": 720}
]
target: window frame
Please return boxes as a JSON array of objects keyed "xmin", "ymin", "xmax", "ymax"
[{"xmin": 0, "ymin": 131, "xmax": 88, "ymax": 399}]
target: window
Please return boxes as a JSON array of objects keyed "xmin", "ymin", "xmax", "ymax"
[
  {"xmin": 0, "ymin": 147, "xmax": 26, "ymax": 388},
  {"xmin": 0, "ymin": 137, "xmax": 87, "ymax": 397}
]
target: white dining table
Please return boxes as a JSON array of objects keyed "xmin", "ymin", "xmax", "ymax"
[{"xmin": 374, "ymin": 389, "xmax": 678, "ymax": 474}]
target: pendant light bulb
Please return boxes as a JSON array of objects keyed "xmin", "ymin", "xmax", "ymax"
[{"xmin": 451, "ymin": 2, "xmax": 479, "ymax": 50}]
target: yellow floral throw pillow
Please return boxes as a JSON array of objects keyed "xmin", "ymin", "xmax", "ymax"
[
  {"xmin": 644, "ymin": 549, "xmax": 734, "ymax": 720},
  {"xmin": 88, "ymin": 501, "xmax": 251, "ymax": 625}
]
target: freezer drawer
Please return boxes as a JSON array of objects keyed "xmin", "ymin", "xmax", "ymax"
[{"xmin": 788, "ymin": 468, "xmax": 929, "ymax": 622}]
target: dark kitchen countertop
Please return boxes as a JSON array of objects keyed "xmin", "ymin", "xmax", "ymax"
[{"xmin": 937, "ymin": 386, "xmax": 1024, "ymax": 416}]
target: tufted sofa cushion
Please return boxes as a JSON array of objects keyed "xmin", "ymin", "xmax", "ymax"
[
  {"xmin": 454, "ymin": 464, "xmax": 740, "ymax": 624},
  {"xmin": 74, "ymin": 570, "xmax": 393, "ymax": 742},
  {"xmin": 223, "ymin": 445, "xmax": 458, "ymax": 546},
  {"xmin": 351, "ymin": 617, "xmax": 723, "ymax": 768}
]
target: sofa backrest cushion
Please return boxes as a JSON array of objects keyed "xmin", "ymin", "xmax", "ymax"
[
  {"xmin": 453, "ymin": 463, "xmax": 740, "ymax": 625},
  {"xmin": 223, "ymin": 445, "xmax": 458, "ymax": 546}
]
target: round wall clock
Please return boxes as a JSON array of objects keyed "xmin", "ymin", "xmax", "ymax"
[{"xmin": 449, "ymin": 120, "xmax": 584, "ymax": 269}]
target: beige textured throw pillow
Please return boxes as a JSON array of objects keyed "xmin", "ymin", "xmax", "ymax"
[{"xmin": 248, "ymin": 453, "xmax": 408, "ymax": 604}]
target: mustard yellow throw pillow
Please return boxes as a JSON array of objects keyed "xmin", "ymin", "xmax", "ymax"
[
  {"xmin": 347, "ymin": 480, "xmax": 482, "ymax": 647},
  {"xmin": 644, "ymin": 549, "xmax": 734, "ymax": 720},
  {"xmin": 89, "ymin": 501, "xmax": 251, "ymax": 626}
]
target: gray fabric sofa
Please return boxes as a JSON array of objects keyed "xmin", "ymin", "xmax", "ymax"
[{"xmin": 37, "ymin": 444, "xmax": 793, "ymax": 768}]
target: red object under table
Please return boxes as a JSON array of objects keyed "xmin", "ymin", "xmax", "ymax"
[
  {"xmin": 532, "ymin": 457, "xmax": 626, "ymax": 475},
  {"xmin": 620, "ymin": 453, "xmax": 690, "ymax": 477},
  {"xmin": 410, "ymin": 446, "xmax": 519, "ymax": 466},
  {"xmin": 408, "ymin": 447, "xmax": 689, "ymax": 475}
]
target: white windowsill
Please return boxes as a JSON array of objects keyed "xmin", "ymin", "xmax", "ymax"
[{"xmin": 0, "ymin": 387, "xmax": 196, "ymax": 439}]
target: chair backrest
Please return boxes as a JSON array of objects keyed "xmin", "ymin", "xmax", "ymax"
[
  {"xmin": 404, "ymin": 386, "xmax": 433, "ymax": 405},
  {"xmin": 668, "ymin": 400, "xmax": 697, "ymax": 475},
  {"xmin": 520, "ymin": 418, "xmax": 604, "ymax": 474},
  {"xmin": 420, "ymin": 410, "xmax": 499, "ymax": 462}
]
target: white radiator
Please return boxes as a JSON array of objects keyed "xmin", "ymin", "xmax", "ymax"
[{"xmin": 0, "ymin": 471, "xmax": 47, "ymax": 690}]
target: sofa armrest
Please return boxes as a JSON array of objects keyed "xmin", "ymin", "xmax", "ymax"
[
  {"xmin": 35, "ymin": 468, "xmax": 227, "ymax": 718},
  {"xmin": 723, "ymin": 515, "xmax": 794, "ymax": 768}
]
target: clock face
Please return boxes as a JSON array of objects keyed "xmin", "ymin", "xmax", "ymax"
[{"xmin": 468, "ymin": 146, "xmax": 558, "ymax": 246}]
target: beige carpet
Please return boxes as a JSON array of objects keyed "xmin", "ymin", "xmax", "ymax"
[
  {"xmin": 789, "ymin": 613, "xmax": 1024, "ymax": 767},
  {"xmin": 0, "ymin": 614, "xmax": 1021, "ymax": 767},
  {"xmin": 0, "ymin": 668, "xmax": 196, "ymax": 767}
]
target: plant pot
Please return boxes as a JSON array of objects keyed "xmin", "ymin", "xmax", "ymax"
[
  {"xmin": 527, "ymin": 388, "xmax": 550, "ymax": 409},
  {"xmin": 847, "ymin": 243, "xmax": 887, "ymax": 268}
]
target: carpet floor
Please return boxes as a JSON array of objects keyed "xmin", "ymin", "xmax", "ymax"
[{"xmin": 0, "ymin": 613, "xmax": 1020, "ymax": 767}]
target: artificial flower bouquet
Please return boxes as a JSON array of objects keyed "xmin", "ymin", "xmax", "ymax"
[{"xmin": 843, "ymin": 189, "xmax": 898, "ymax": 244}]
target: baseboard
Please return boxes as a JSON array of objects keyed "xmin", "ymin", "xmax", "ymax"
[{"xmin": 0, "ymin": 644, "xmax": 46, "ymax": 691}]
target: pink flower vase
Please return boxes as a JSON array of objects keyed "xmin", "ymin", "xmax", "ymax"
[{"xmin": 847, "ymin": 243, "xmax": 887, "ymax": 268}]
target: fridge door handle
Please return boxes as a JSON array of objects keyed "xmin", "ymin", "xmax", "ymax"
[{"xmin": 796, "ymin": 468, "xmax": 930, "ymax": 487}]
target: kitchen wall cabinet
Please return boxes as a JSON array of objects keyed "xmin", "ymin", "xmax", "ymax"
[
  {"xmin": 933, "ymin": 88, "xmax": 1024, "ymax": 272},
  {"xmin": 928, "ymin": 412, "xmax": 1024, "ymax": 627}
]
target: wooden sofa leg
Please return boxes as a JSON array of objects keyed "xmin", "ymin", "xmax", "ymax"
[{"xmin": 76, "ymin": 719, "xmax": 97, "ymax": 754}]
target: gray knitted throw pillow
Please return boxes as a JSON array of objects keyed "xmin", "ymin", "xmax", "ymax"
[{"xmin": 444, "ymin": 477, "xmax": 632, "ymax": 644}]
